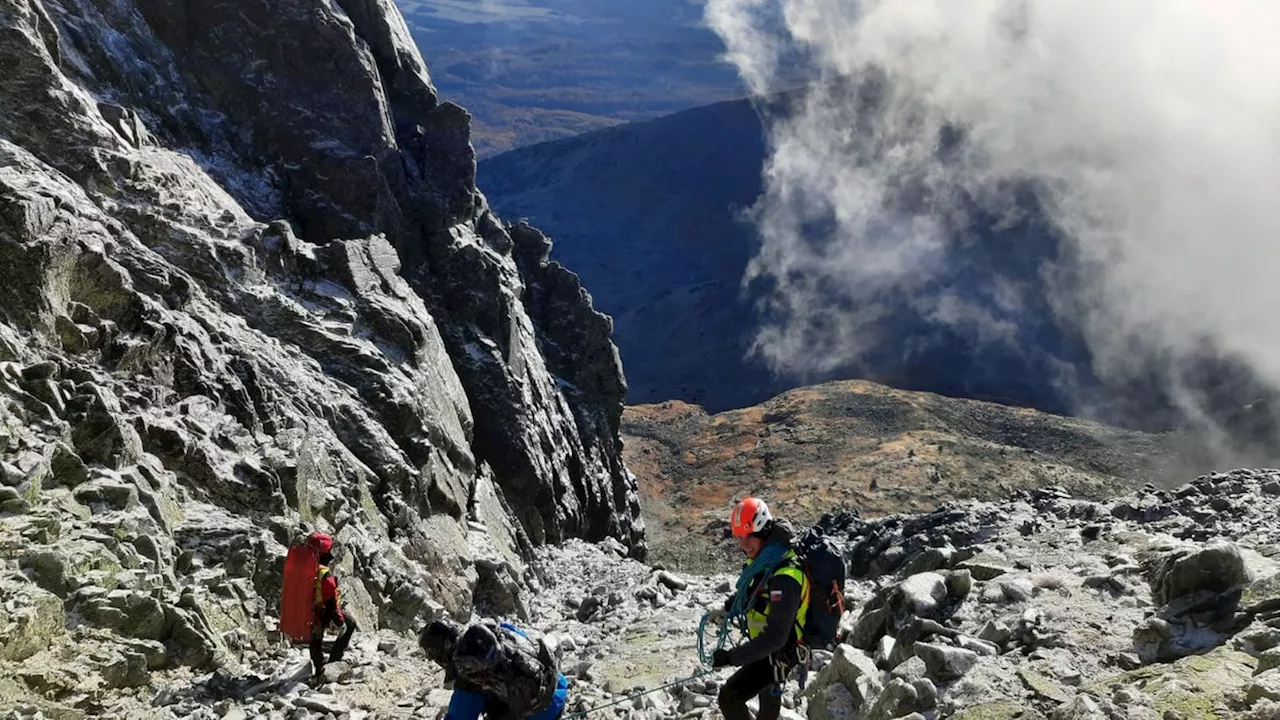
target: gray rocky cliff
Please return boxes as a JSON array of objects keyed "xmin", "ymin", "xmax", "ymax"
[{"xmin": 0, "ymin": 0, "xmax": 640, "ymax": 711}]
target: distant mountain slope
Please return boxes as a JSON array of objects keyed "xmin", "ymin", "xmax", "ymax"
[
  {"xmin": 621, "ymin": 379, "xmax": 1204, "ymax": 571},
  {"xmin": 479, "ymin": 97, "xmax": 1089, "ymax": 416},
  {"xmin": 479, "ymin": 92, "xmax": 1280, "ymax": 450},
  {"xmin": 397, "ymin": 0, "xmax": 745, "ymax": 155},
  {"xmin": 478, "ymin": 98, "xmax": 775, "ymax": 410}
]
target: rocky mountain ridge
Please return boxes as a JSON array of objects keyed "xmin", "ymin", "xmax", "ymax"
[
  {"xmin": 622, "ymin": 380, "xmax": 1208, "ymax": 573},
  {"xmin": 1, "ymin": 0, "xmax": 641, "ymax": 714}
]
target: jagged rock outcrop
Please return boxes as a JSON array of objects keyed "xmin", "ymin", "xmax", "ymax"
[{"xmin": 0, "ymin": 0, "xmax": 640, "ymax": 714}]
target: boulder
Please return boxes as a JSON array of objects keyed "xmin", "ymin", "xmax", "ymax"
[
  {"xmin": 914, "ymin": 642, "xmax": 979, "ymax": 681},
  {"xmin": 848, "ymin": 607, "xmax": 889, "ymax": 650},
  {"xmin": 0, "ymin": 583, "xmax": 65, "ymax": 661},
  {"xmin": 1246, "ymin": 670, "xmax": 1280, "ymax": 705},
  {"xmin": 1148, "ymin": 542, "xmax": 1250, "ymax": 606},
  {"xmin": 863, "ymin": 678, "xmax": 920, "ymax": 720},
  {"xmin": 898, "ymin": 573, "xmax": 949, "ymax": 618},
  {"xmin": 1258, "ymin": 649, "xmax": 1280, "ymax": 675},
  {"xmin": 1242, "ymin": 572, "xmax": 1280, "ymax": 615},
  {"xmin": 806, "ymin": 684, "xmax": 857, "ymax": 720},
  {"xmin": 802, "ymin": 644, "xmax": 881, "ymax": 707}
]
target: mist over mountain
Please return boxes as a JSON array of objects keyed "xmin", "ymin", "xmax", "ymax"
[
  {"xmin": 481, "ymin": 7, "xmax": 1280, "ymax": 465},
  {"xmin": 704, "ymin": 0, "xmax": 1280, "ymax": 450}
]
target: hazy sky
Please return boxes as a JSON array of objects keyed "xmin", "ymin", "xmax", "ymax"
[{"xmin": 705, "ymin": 0, "xmax": 1280, "ymax": 416}]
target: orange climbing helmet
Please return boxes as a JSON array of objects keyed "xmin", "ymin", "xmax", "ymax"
[{"xmin": 731, "ymin": 497, "xmax": 773, "ymax": 538}]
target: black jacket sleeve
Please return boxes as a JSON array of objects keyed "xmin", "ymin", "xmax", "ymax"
[{"xmin": 727, "ymin": 574, "xmax": 802, "ymax": 667}]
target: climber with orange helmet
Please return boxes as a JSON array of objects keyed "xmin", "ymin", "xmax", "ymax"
[
  {"xmin": 307, "ymin": 532, "xmax": 357, "ymax": 681},
  {"xmin": 709, "ymin": 497, "xmax": 810, "ymax": 720}
]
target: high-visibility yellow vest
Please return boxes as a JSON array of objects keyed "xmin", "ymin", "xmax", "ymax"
[
  {"xmin": 744, "ymin": 550, "xmax": 810, "ymax": 642},
  {"xmin": 315, "ymin": 565, "xmax": 337, "ymax": 608}
]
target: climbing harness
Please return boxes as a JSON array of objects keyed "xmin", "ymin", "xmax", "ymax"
[{"xmin": 562, "ymin": 544, "xmax": 794, "ymax": 717}]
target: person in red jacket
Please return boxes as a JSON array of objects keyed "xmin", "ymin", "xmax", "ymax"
[{"xmin": 308, "ymin": 533, "xmax": 357, "ymax": 680}]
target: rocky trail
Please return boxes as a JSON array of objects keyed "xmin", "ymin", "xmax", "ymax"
[{"xmin": 10, "ymin": 468, "xmax": 1280, "ymax": 719}]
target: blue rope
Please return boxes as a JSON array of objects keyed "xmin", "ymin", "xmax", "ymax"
[{"xmin": 696, "ymin": 542, "xmax": 789, "ymax": 666}]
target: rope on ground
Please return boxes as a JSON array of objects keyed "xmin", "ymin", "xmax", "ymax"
[
  {"xmin": 563, "ymin": 603, "xmax": 750, "ymax": 718},
  {"xmin": 560, "ymin": 667, "xmax": 716, "ymax": 718},
  {"xmin": 565, "ymin": 549, "xmax": 792, "ymax": 717}
]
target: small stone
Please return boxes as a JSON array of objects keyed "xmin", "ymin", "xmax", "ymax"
[
  {"xmin": 978, "ymin": 620, "xmax": 1013, "ymax": 647},
  {"xmin": 956, "ymin": 558, "xmax": 1012, "ymax": 581},
  {"xmin": 957, "ymin": 636, "xmax": 999, "ymax": 656},
  {"xmin": 295, "ymin": 693, "xmax": 350, "ymax": 715},
  {"xmin": 945, "ymin": 570, "xmax": 972, "ymax": 601},
  {"xmin": 1114, "ymin": 652, "xmax": 1143, "ymax": 670},
  {"xmin": 1001, "ymin": 578, "xmax": 1036, "ymax": 603},
  {"xmin": 875, "ymin": 635, "xmax": 896, "ymax": 667},
  {"xmin": 1051, "ymin": 694, "xmax": 1107, "ymax": 720},
  {"xmin": 1112, "ymin": 687, "xmax": 1142, "ymax": 706},
  {"xmin": 1018, "ymin": 668, "xmax": 1068, "ymax": 703},
  {"xmin": 911, "ymin": 678, "xmax": 937, "ymax": 710},
  {"xmin": 577, "ymin": 596, "xmax": 603, "ymax": 622},
  {"xmin": 1058, "ymin": 669, "xmax": 1083, "ymax": 686},
  {"xmin": 656, "ymin": 571, "xmax": 688, "ymax": 591}
]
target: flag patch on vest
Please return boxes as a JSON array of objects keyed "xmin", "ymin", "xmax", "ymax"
[{"xmin": 770, "ymin": 590, "xmax": 783, "ymax": 601}]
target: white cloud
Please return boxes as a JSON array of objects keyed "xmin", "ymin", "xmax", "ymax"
[{"xmin": 707, "ymin": 0, "xmax": 1280, "ymax": 419}]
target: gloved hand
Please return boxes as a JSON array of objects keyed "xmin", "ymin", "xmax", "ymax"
[
  {"xmin": 711, "ymin": 649, "xmax": 732, "ymax": 668},
  {"xmin": 705, "ymin": 607, "xmax": 728, "ymax": 625}
]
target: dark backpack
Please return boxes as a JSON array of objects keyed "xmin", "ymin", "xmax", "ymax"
[
  {"xmin": 452, "ymin": 621, "xmax": 559, "ymax": 715},
  {"xmin": 795, "ymin": 532, "xmax": 847, "ymax": 650}
]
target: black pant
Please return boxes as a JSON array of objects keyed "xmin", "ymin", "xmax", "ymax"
[
  {"xmin": 310, "ymin": 608, "xmax": 357, "ymax": 676},
  {"xmin": 718, "ymin": 659, "xmax": 784, "ymax": 720}
]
